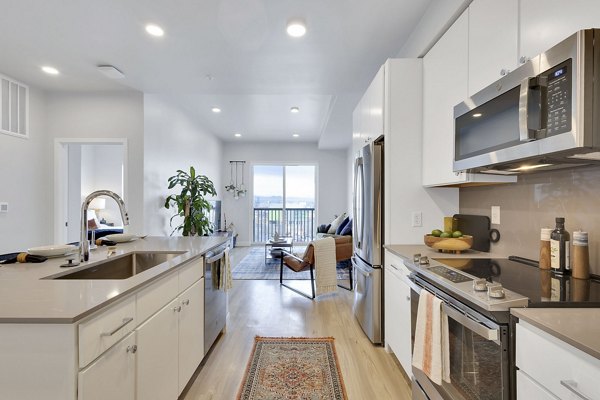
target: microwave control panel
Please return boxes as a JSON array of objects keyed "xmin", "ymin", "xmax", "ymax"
[{"xmin": 544, "ymin": 59, "xmax": 572, "ymax": 136}]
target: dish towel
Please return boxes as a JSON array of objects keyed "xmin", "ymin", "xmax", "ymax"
[
  {"xmin": 312, "ymin": 237, "xmax": 337, "ymax": 296},
  {"xmin": 412, "ymin": 290, "xmax": 451, "ymax": 385},
  {"xmin": 220, "ymin": 247, "xmax": 233, "ymax": 292}
]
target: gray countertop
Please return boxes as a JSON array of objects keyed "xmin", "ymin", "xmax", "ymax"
[
  {"xmin": 384, "ymin": 244, "xmax": 505, "ymax": 262},
  {"xmin": 511, "ymin": 308, "xmax": 600, "ymax": 360},
  {"xmin": 0, "ymin": 236, "xmax": 228, "ymax": 324}
]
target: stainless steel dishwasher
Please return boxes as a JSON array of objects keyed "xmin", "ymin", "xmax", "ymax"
[{"xmin": 204, "ymin": 243, "xmax": 228, "ymax": 354}]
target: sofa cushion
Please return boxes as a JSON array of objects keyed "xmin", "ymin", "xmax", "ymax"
[
  {"xmin": 340, "ymin": 218, "xmax": 352, "ymax": 236},
  {"xmin": 335, "ymin": 216, "xmax": 350, "ymax": 235},
  {"xmin": 327, "ymin": 213, "xmax": 347, "ymax": 234}
]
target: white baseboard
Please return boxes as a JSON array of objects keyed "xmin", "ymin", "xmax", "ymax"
[{"xmin": 235, "ymin": 241, "xmax": 251, "ymax": 247}]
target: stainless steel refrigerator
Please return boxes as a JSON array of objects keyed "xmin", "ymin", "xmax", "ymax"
[{"xmin": 352, "ymin": 138, "xmax": 383, "ymax": 344}]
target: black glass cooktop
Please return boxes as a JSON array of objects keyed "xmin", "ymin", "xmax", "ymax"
[{"xmin": 433, "ymin": 258, "xmax": 600, "ymax": 305}]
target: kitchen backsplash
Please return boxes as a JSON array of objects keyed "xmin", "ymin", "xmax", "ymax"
[{"xmin": 460, "ymin": 165, "xmax": 600, "ymax": 276}]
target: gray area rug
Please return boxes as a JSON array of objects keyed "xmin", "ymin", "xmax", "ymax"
[{"xmin": 232, "ymin": 246, "xmax": 351, "ymax": 281}]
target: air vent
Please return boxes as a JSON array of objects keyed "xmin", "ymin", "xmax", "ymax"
[{"xmin": 0, "ymin": 73, "xmax": 28, "ymax": 139}]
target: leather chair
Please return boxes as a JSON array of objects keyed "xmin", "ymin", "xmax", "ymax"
[{"xmin": 279, "ymin": 236, "xmax": 353, "ymax": 299}]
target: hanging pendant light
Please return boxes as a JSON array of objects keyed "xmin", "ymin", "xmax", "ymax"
[{"xmin": 226, "ymin": 160, "xmax": 247, "ymax": 199}]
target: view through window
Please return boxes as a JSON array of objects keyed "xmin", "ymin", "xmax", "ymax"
[{"xmin": 253, "ymin": 165, "xmax": 316, "ymax": 243}]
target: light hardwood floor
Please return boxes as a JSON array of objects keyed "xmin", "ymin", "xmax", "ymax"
[{"xmin": 183, "ymin": 246, "xmax": 411, "ymax": 400}]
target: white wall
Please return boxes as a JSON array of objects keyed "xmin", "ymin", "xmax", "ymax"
[
  {"xmin": 0, "ymin": 87, "xmax": 51, "ymax": 253},
  {"xmin": 143, "ymin": 94, "xmax": 223, "ymax": 236},
  {"xmin": 46, "ymin": 91, "xmax": 145, "ymax": 236},
  {"xmin": 222, "ymin": 142, "xmax": 348, "ymax": 246}
]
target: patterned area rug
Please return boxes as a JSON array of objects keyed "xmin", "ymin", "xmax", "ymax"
[
  {"xmin": 237, "ymin": 337, "xmax": 348, "ymax": 400},
  {"xmin": 232, "ymin": 246, "xmax": 351, "ymax": 281}
]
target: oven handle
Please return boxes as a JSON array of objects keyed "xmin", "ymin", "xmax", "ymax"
[{"xmin": 442, "ymin": 303, "xmax": 499, "ymax": 342}]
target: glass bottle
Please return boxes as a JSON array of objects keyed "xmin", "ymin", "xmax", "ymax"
[{"xmin": 550, "ymin": 217, "xmax": 570, "ymax": 274}]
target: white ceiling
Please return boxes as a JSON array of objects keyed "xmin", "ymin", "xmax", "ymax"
[{"xmin": 0, "ymin": 0, "xmax": 433, "ymax": 149}]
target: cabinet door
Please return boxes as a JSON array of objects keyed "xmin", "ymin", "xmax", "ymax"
[
  {"xmin": 369, "ymin": 65, "xmax": 385, "ymax": 140},
  {"xmin": 136, "ymin": 298, "xmax": 179, "ymax": 400},
  {"xmin": 384, "ymin": 256, "xmax": 412, "ymax": 376},
  {"xmin": 468, "ymin": 0, "xmax": 519, "ymax": 96},
  {"xmin": 78, "ymin": 332, "xmax": 136, "ymax": 400},
  {"xmin": 520, "ymin": 0, "xmax": 600, "ymax": 63},
  {"xmin": 178, "ymin": 278, "xmax": 205, "ymax": 394},
  {"xmin": 423, "ymin": 11, "xmax": 469, "ymax": 186}
]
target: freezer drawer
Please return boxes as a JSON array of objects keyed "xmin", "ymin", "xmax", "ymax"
[{"xmin": 352, "ymin": 255, "xmax": 382, "ymax": 344}]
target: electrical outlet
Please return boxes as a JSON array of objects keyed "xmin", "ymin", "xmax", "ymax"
[
  {"xmin": 412, "ymin": 211, "xmax": 422, "ymax": 227},
  {"xmin": 491, "ymin": 206, "xmax": 500, "ymax": 224},
  {"xmin": 0, "ymin": 202, "xmax": 7, "ymax": 213}
]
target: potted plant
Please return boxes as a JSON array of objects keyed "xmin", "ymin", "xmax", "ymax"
[{"xmin": 164, "ymin": 166, "xmax": 217, "ymax": 236}]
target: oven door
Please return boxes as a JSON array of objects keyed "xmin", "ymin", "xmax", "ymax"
[{"xmin": 410, "ymin": 275, "xmax": 510, "ymax": 400}]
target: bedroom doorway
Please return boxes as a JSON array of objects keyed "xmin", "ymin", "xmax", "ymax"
[{"xmin": 54, "ymin": 138, "xmax": 127, "ymax": 244}]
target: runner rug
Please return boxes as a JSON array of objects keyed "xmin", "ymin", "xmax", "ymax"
[{"xmin": 237, "ymin": 337, "xmax": 348, "ymax": 400}]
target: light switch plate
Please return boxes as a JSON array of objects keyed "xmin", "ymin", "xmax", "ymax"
[
  {"xmin": 491, "ymin": 206, "xmax": 500, "ymax": 224},
  {"xmin": 0, "ymin": 202, "xmax": 8, "ymax": 213}
]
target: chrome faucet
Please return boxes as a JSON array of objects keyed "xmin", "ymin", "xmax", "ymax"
[{"xmin": 80, "ymin": 190, "xmax": 130, "ymax": 262}]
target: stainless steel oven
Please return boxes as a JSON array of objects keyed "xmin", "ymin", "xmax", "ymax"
[{"xmin": 410, "ymin": 274, "xmax": 510, "ymax": 400}]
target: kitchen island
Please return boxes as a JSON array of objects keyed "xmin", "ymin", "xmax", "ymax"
[{"xmin": 0, "ymin": 235, "xmax": 229, "ymax": 400}]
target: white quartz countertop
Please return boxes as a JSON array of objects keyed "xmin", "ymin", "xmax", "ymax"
[
  {"xmin": 511, "ymin": 308, "xmax": 600, "ymax": 360},
  {"xmin": 384, "ymin": 244, "xmax": 506, "ymax": 263},
  {"xmin": 0, "ymin": 236, "xmax": 228, "ymax": 323}
]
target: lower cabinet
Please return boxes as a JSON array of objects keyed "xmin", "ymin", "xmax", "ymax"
[
  {"xmin": 178, "ymin": 279, "xmax": 205, "ymax": 394},
  {"xmin": 78, "ymin": 332, "xmax": 137, "ymax": 400},
  {"xmin": 384, "ymin": 251, "xmax": 412, "ymax": 376}
]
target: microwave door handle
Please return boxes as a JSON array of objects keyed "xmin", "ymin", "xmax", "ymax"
[{"xmin": 519, "ymin": 77, "xmax": 537, "ymax": 142}]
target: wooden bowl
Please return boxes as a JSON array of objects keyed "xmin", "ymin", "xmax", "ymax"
[{"xmin": 424, "ymin": 234, "xmax": 473, "ymax": 253}]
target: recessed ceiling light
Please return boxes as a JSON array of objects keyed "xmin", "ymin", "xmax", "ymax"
[
  {"xmin": 145, "ymin": 24, "xmax": 164, "ymax": 37},
  {"xmin": 41, "ymin": 66, "xmax": 59, "ymax": 75},
  {"xmin": 290, "ymin": 107, "xmax": 300, "ymax": 113},
  {"xmin": 286, "ymin": 18, "xmax": 306, "ymax": 37},
  {"xmin": 211, "ymin": 107, "xmax": 221, "ymax": 113},
  {"xmin": 234, "ymin": 133, "xmax": 242, "ymax": 137},
  {"xmin": 473, "ymin": 113, "xmax": 483, "ymax": 118},
  {"xmin": 292, "ymin": 133, "xmax": 299, "ymax": 138}
]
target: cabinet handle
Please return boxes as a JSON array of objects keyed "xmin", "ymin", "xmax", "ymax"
[
  {"xmin": 390, "ymin": 264, "xmax": 399, "ymax": 271},
  {"xmin": 126, "ymin": 345, "xmax": 137, "ymax": 354},
  {"xmin": 560, "ymin": 380, "xmax": 592, "ymax": 400},
  {"xmin": 100, "ymin": 317, "xmax": 133, "ymax": 337},
  {"xmin": 182, "ymin": 299, "xmax": 190, "ymax": 306},
  {"xmin": 173, "ymin": 306, "xmax": 182, "ymax": 313},
  {"xmin": 406, "ymin": 296, "xmax": 410, "ymax": 301}
]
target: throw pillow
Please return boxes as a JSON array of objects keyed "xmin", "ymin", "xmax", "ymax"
[
  {"xmin": 335, "ymin": 216, "xmax": 350, "ymax": 235},
  {"xmin": 340, "ymin": 219, "xmax": 352, "ymax": 236},
  {"xmin": 327, "ymin": 212, "xmax": 347, "ymax": 234}
]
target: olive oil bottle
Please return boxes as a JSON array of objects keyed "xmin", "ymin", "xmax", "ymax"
[{"xmin": 550, "ymin": 217, "xmax": 570, "ymax": 274}]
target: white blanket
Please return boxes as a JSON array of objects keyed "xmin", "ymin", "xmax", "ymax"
[
  {"xmin": 312, "ymin": 237, "xmax": 337, "ymax": 296},
  {"xmin": 412, "ymin": 290, "xmax": 450, "ymax": 385}
]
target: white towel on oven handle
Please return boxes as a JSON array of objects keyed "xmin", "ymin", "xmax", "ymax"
[{"xmin": 412, "ymin": 290, "xmax": 451, "ymax": 385}]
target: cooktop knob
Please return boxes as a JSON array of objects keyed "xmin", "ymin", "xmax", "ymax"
[
  {"xmin": 473, "ymin": 279, "xmax": 488, "ymax": 291},
  {"xmin": 487, "ymin": 283, "xmax": 505, "ymax": 299},
  {"xmin": 419, "ymin": 256, "xmax": 430, "ymax": 265}
]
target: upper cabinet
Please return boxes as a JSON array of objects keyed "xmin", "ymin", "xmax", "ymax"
[
  {"xmin": 352, "ymin": 64, "xmax": 385, "ymax": 155},
  {"xmin": 468, "ymin": 0, "xmax": 519, "ymax": 96},
  {"xmin": 520, "ymin": 0, "xmax": 600, "ymax": 63},
  {"xmin": 422, "ymin": 7, "xmax": 517, "ymax": 187}
]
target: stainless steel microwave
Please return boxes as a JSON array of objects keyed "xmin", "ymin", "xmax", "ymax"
[{"xmin": 454, "ymin": 29, "xmax": 600, "ymax": 174}]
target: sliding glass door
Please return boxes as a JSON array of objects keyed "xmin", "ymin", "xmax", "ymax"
[{"xmin": 253, "ymin": 165, "xmax": 316, "ymax": 243}]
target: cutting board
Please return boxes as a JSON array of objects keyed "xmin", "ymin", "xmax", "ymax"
[{"xmin": 453, "ymin": 214, "xmax": 491, "ymax": 252}]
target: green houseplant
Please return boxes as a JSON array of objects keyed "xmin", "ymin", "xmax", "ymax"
[{"xmin": 164, "ymin": 166, "xmax": 217, "ymax": 236}]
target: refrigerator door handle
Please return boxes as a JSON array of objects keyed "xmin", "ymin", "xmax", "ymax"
[{"xmin": 354, "ymin": 157, "xmax": 364, "ymax": 250}]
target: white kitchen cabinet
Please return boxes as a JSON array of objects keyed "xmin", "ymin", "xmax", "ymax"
[
  {"xmin": 520, "ymin": 0, "xmax": 600, "ymax": 64},
  {"xmin": 516, "ymin": 320, "xmax": 600, "ymax": 400},
  {"xmin": 422, "ymin": 10, "xmax": 516, "ymax": 187},
  {"xmin": 352, "ymin": 63, "xmax": 385, "ymax": 154},
  {"xmin": 384, "ymin": 250, "xmax": 412, "ymax": 376},
  {"xmin": 178, "ymin": 279, "xmax": 205, "ymax": 394},
  {"xmin": 78, "ymin": 332, "xmax": 136, "ymax": 400},
  {"xmin": 136, "ymin": 298, "xmax": 180, "ymax": 400},
  {"xmin": 468, "ymin": 0, "xmax": 519, "ymax": 96}
]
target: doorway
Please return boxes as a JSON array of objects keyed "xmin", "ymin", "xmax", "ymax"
[{"xmin": 54, "ymin": 138, "xmax": 127, "ymax": 244}]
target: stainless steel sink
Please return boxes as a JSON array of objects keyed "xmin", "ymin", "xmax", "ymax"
[{"xmin": 52, "ymin": 251, "xmax": 186, "ymax": 280}]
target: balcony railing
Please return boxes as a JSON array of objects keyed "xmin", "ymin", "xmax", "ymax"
[{"xmin": 253, "ymin": 208, "xmax": 315, "ymax": 243}]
